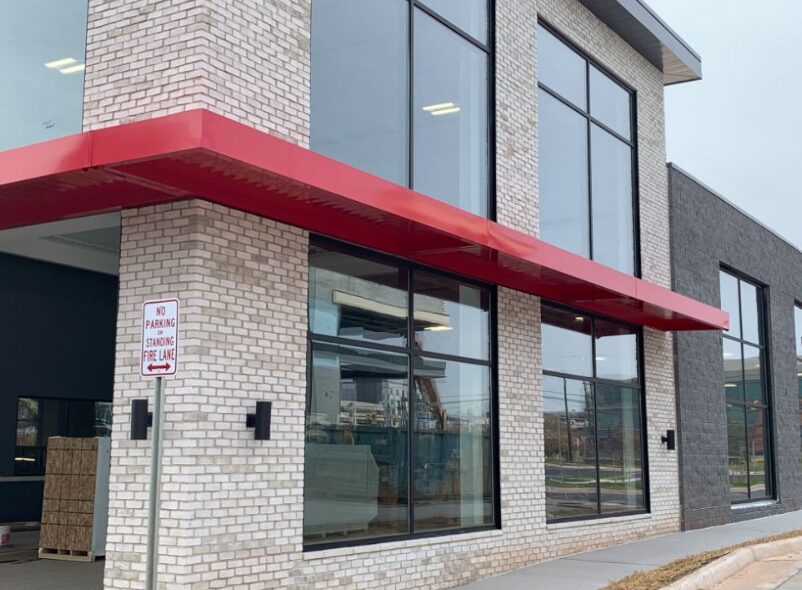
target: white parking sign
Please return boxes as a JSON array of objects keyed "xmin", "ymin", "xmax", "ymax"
[{"xmin": 141, "ymin": 299, "xmax": 179, "ymax": 377}]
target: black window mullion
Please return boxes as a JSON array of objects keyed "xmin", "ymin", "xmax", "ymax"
[
  {"xmin": 407, "ymin": 265, "xmax": 415, "ymax": 534},
  {"xmin": 407, "ymin": 0, "xmax": 415, "ymax": 190}
]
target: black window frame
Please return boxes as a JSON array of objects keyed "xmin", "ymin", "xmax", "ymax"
[
  {"xmin": 536, "ymin": 19, "xmax": 641, "ymax": 277},
  {"xmin": 304, "ymin": 235, "xmax": 500, "ymax": 551},
  {"xmin": 720, "ymin": 267, "xmax": 774, "ymax": 504},
  {"xmin": 541, "ymin": 301, "xmax": 650, "ymax": 523},
  {"xmin": 310, "ymin": 0, "xmax": 496, "ymax": 220},
  {"xmin": 795, "ymin": 302, "xmax": 802, "ymax": 472},
  {"xmin": 13, "ymin": 395, "xmax": 113, "ymax": 476}
]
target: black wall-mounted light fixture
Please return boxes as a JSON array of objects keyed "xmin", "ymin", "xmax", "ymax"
[
  {"xmin": 246, "ymin": 401, "xmax": 272, "ymax": 440},
  {"xmin": 661, "ymin": 429, "xmax": 676, "ymax": 451},
  {"xmin": 131, "ymin": 399, "xmax": 153, "ymax": 440}
]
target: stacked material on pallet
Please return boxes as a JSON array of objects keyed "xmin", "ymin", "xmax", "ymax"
[{"xmin": 39, "ymin": 437, "xmax": 110, "ymax": 562}]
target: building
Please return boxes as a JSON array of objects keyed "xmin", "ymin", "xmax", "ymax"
[
  {"xmin": 0, "ymin": 1, "xmax": 738, "ymax": 589},
  {"xmin": 670, "ymin": 164, "xmax": 802, "ymax": 530}
]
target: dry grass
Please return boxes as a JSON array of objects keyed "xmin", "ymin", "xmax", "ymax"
[{"xmin": 601, "ymin": 529, "xmax": 802, "ymax": 590}]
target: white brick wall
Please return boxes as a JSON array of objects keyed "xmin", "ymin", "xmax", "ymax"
[{"xmin": 96, "ymin": 0, "xmax": 680, "ymax": 587}]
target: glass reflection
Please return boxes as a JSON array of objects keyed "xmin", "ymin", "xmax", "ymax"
[
  {"xmin": 309, "ymin": 242, "xmax": 408, "ymax": 346},
  {"xmin": 544, "ymin": 376, "xmax": 598, "ymax": 520},
  {"xmin": 746, "ymin": 407, "xmax": 768, "ymax": 499},
  {"xmin": 537, "ymin": 25, "xmax": 587, "ymax": 109},
  {"xmin": 413, "ymin": 271, "xmax": 489, "ymax": 361},
  {"xmin": 304, "ymin": 342, "xmax": 409, "ymax": 543},
  {"xmin": 727, "ymin": 403, "xmax": 749, "ymax": 502},
  {"xmin": 719, "ymin": 272, "xmax": 741, "ymax": 337},
  {"xmin": 419, "ymin": 0, "xmax": 487, "ymax": 42},
  {"xmin": 413, "ymin": 359, "xmax": 491, "ymax": 531},
  {"xmin": 413, "ymin": 9, "xmax": 488, "ymax": 216},
  {"xmin": 542, "ymin": 305, "xmax": 593, "ymax": 377},
  {"xmin": 597, "ymin": 385, "xmax": 643, "ymax": 514},
  {"xmin": 591, "ymin": 125, "xmax": 634, "ymax": 275},
  {"xmin": 742, "ymin": 345, "xmax": 763, "ymax": 403},
  {"xmin": 723, "ymin": 338, "xmax": 744, "ymax": 402},
  {"xmin": 311, "ymin": 0, "xmax": 408, "ymax": 185},
  {"xmin": 740, "ymin": 281, "xmax": 761, "ymax": 345},
  {"xmin": 0, "ymin": 0, "xmax": 88, "ymax": 151},
  {"xmin": 595, "ymin": 320, "xmax": 638, "ymax": 384},
  {"xmin": 589, "ymin": 66, "xmax": 631, "ymax": 139},
  {"xmin": 539, "ymin": 90, "xmax": 590, "ymax": 259}
]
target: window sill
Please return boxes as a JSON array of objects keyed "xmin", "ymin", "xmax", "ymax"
[
  {"xmin": 731, "ymin": 499, "xmax": 777, "ymax": 511},
  {"xmin": 0, "ymin": 475, "xmax": 45, "ymax": 482},
  {"xmin": 302, "ymin": 528, "xmax": 504, "ymax": 560},
  {"xmin": 547, "ymin": 511, "xmax": 652, "ymax": 531}
]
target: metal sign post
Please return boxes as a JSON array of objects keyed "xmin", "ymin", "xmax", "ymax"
[{"xmin": 140, "ymin": 299, "xmax": 179, "ymax": 590}]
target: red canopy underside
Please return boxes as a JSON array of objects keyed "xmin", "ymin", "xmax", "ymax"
[{"xmin": 0, "ymin": 109, "xmax": 727, "ymax": 332}]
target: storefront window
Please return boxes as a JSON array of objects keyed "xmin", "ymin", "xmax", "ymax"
[
  {"xmin": 311, "ymin": 0, "xmax": 491, "ymax": 216},
  {"xmin": 795, "ymin": 305, "xmax": 802, "ymax": 469},
  {"xmin": 304, "ymin": 239, "xmax": 495, "ymax": 546},
  {"xmin": 720, "ymin": 269, "xmax": 772, "ymax": 502},
  {"xmin": 537, "ymin": 23, "xmax": 637, "ymax": 275},
  {"xmin": 0, "ymin": 1, "xmax": 88, "ymax": 151},
  {"xmin": 542, "ymin": 304, "xmax": 645, "ymax": 521},
  {"xmin": 14, "ymin": 396, "xmax": 112, "ymax": 475}
]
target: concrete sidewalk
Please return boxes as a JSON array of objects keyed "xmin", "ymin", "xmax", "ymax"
[{"xmin": 461, "ymin": 510, "xmax": 802, "ymax": 590}]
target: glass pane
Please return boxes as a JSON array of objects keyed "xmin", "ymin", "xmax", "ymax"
[
  {"xmin": 740, "ymin": 281, "xmax": 761, "ymax": 345},
  {"xmin": 304, "ymin": 341, "xmax": 409, "ymax": 544},
  {"xmin": 723, "ymin": 338, "xmax": 744, "ymax": 402},
  {"xmin": 589, "ymin": 66, "xmax": 631, "ymax": 139},
  {"xmin": 727, "ymin": 403, "xmax": 749, "ymax": 502},
  {"xmin": 413, "ymin": 271, "xmax": 489, "ymax": 361},
  {"xmin": 413, "ymin": 9, "xmax": 489, "ymax": 216},
  {"xmin": 595, "ymin": 320, "xmax": 639, "ymax": 385},
  {"xmin": 537, "ymin": 25, "xmax": 586, "ymax": 110},
  {"xmin": 539, "ymin": 90, "xmax": 590, "ymax": 258},
  {"xmin": 413, "ymin": 359, "xmax": 492, "ymax": 531},
  {"xmin": 544, "ymin": 377, "xmax": 598, "ymax": 520},
  {"xmin": 66, "ymin": 400, "xmax": 98, "ymax": 437},
  {"xmin": 591, "ymin": 124, "xmax": 634, "ymax": 274},
  {"xmin": 597, "ymin": 385, "xmax": 644, "ymax": 514},
  {"xmin": 419, "ymin": 0, "xmax": 487, "ymax": 43},
  {"xmin": 309, "ymin": 242, "xmax": 408, "ymax": 346},
  {"xmin": 742, "ymin": 344, "xmax": 764, "ymax": 403},
  {"xmin": 94, "ymin": 402, "xmax": 113, "ymax": 437},
  {"xmin": 542, "ymin": 305, "xmax": 593, "ymax": 377},
  {"xmin": 796, "ymin": 306, "xmax": 802, "ymax": 468},
  {"xmin": 311, "ymin": 0, "xmax": 408, "ymax": 185},
  {"xmin": 746, "ymin": 407, "xmax": 769, "ymax": 499},
  {"xmin": 16, "ymin": 398, "xmax": 39, "ymax": 447},
  {"xmin": 719, "ymin": 272, "xmax": 741, "ymax": 337},
  {"xmin": 0, "ymin": 1, "xmax": 88, "ymax": 151}
]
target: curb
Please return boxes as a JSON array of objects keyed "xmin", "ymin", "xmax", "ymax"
[{"xmin": 662, "ymin": 536, "xmax": 802, "ymax": 590}]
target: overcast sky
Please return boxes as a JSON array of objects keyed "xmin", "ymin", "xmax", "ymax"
[{"xmin": 648, "ymin": 0, "xmax": 802, "ymax": 249}]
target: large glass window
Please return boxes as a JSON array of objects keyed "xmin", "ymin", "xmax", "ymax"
[
  {"xmin": 15, "ymin": 397, "xmax": 112, "ymax": 475},
  {"xmin": 537, "ymin": 23, "xmax": 637, "ymax": 275},
  {"xmin": 311, "ymin": 0, "xmax": 491, "ymax": 216},
  {"xmin": 0, "ymin": 1, "xmax": 88, "ymax": 152},
  {"xmin": 720, "ymin": 269, "xmax": 772, "ymax": 502},
  {"xmin": 794, "ymin": 305, "xmax": 802, "ymax": 469},
  {"xmin": 304, "ymin": 239, "xmax": 495, "ymax": 546},
  {"xmin": 542, "ymin": 304, "xmax": 645, "ymax": 521}
]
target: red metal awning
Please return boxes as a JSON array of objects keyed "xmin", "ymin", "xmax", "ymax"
[{"xmin": 0, "ymin": 109, "xmax": 727, "ymax": 331}]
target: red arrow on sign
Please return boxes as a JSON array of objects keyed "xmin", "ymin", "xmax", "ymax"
[{"xmin": 147, "ymin": 363, "xmax": 171, "ymax": 372}]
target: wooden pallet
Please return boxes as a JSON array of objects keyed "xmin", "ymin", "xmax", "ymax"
[{"xmin": 38, "ymin": 547, "xmax": 97, "ymax": 562}]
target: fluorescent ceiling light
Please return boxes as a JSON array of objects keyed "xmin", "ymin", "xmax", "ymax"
[
  {"xmin": 595, "ymin": 356, "xmax": 607, "ymax": 361},
  {"xmin": 431, "ymin": 106, "xmax": 461, "ymax": 116},
  {"xmin": 424, "ymin": 325, "xmax": 453, "ymax": 332},
  {"xmin": 725, "ymin": 383, "xmax": 738, "ymax": 388},
  {"xmin": 45, "ymin": 57, "xmax": 77, "ymax": 69},
  {"xmin": 422, "ymin": 101, "xmax": 455, "ymax": 112},
  {"xmin": 59, "ymin": 64, "xmax": 86, "ymax": 75},
  {"xmin": 574, "ymin": 316, "xmax": 584, "ymax": 322}
]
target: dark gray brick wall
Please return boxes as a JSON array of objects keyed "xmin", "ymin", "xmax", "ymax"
[{"xmin": 670, "ymin": 165, "xmax": 802, "ymax": 530}]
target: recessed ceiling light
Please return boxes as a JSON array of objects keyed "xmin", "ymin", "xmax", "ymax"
[
  {"xmin": 574, "ymin": 316, "xmax": 584, "ymax": 322},
  {"xmin": 59, "ymin": 64, "xmax": 86, "ymax": 75},
  {"xmin": 431, "ymin": 106, "xmax": 461, "ymax": 116},
  {"xmin": 422, "ymin": 101, "xmax": 455, "ymax": 112},
  {"xmin": 44, "ymin": 57, "xmax": 77, "ymax": 69}
]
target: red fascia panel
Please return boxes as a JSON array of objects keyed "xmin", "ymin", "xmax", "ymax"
[{"xmin": 0, "ymin": 109, "xmax": 728, "ymax": 332}]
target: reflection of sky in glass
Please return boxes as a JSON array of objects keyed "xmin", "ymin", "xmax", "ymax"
[{"xmin": 0, "ymin": 1, "xmax": 87, "ymax": 151}]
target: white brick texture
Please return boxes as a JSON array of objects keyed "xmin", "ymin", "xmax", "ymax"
[{"xmin": 95, "ymin": 0, "xmax": 680, "ymax": 587}]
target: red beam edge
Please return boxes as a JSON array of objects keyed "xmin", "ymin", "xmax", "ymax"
[{"xmin": 0, "ymin": 109, "xmax": 729, "ymax": 332}]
